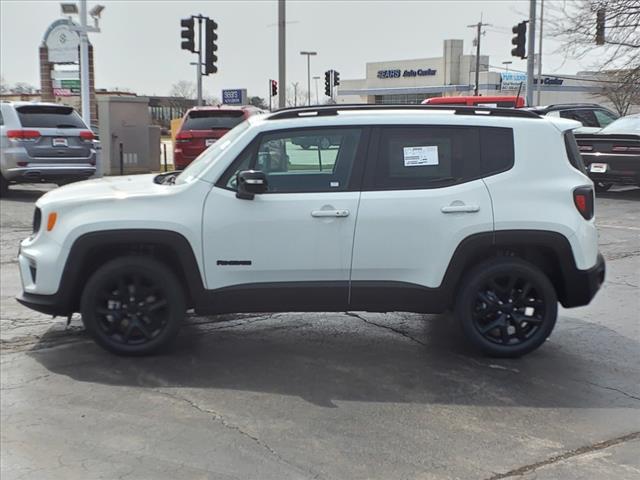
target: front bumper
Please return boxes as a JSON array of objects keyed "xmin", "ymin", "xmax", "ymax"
[{"xmin": 561, "ymin": 253, "xmax": 606, "ymax": 308}]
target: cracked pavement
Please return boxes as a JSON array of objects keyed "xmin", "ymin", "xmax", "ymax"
[{"xmin": 1, "ymin": 185, "xmax": 639, "ymax": 479}]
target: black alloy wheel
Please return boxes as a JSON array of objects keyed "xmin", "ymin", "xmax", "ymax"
[
  {"xmin": 455, "ymin": 258, "xmax": 558, "ymax": 357},
  {"xmin": 81, "ymin": 256, "xmax": 185, "ymax": 355}
]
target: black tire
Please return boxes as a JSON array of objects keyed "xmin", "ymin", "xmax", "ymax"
[
  {"xmin": 455, "ymin": 257, "xmax": 558, "ymax": 358},
  {"xmin": 80, "ymin": 256, "xmax": 185, "ymax": 355},
  {"xmin": 594, "ymin": 181, "xmax": 612, "ymax": 193},
  {"xmin": 0, "ymin": 175, "xmax": 8, "ymax": 196}
]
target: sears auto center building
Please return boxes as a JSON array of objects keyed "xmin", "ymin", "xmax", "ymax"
[{"xmin": 337, "ymin": 39, "xmax": 612, "ymax": 106}]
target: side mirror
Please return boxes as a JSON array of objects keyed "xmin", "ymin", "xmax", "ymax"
[{"xmin": 236, "ymin": 170, "xmax": 268, "ymax": 200}]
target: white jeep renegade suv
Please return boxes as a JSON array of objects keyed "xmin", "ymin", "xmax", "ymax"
[{"xmin": 17, "ymin": 105, "xmax": 605, "ymax": 357}]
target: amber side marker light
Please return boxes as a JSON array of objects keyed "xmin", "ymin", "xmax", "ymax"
[{"xmin": 47, "ymin": 213, "xmax": 58, "ymax": 231}]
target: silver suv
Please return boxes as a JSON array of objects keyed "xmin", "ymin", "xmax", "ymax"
[{"xmin": 0, "ymin": 102, "xmax": 96, "ymax": 195}]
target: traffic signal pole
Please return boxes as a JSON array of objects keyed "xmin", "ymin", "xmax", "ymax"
[
  {"xmin": 526, "ymin": 0, "xmax": 536, "ymax": 106},
  {"xmin": 197, "ymin": 15, "xmax": 203, "ymax": 106},
  {"xmin": 278, "ymin": 0, "xmax": 286, "ymax": 108}
]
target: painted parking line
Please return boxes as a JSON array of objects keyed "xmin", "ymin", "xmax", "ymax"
[{"xmin": 597, "ymin": 224, "xmax": 640, "ymax": 232}]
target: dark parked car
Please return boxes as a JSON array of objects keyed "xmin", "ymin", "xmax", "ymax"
[
  {"xmin": 575, "ymin": 114, "xmax": 640, "ymax": 192},
  {"xmin": 524, "ymin": 103, "xmax": 619, "ymax": 134}
]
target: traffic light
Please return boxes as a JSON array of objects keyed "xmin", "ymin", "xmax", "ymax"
[
  {"xmin": 333, "ymin": 70, "xmax": 340, "ymax": 86},
  {"xmin": 511, "ymin": 21, "xmax": 527, "ymax": 59},
  {"xmin": 596, "ymin": 8, "xmax": 605, "ymax": 45},
  {"xmin": 324, "ymin": 70, "xmax": 331, "ymax": 97},
  {"xmin": 204, "ymin": 18, "xmax": 218, "ymax": 75},
  {"xmin": 271, "ymin": 79, "xmax": 278, "ymax": 97},
  {"xmin": 181, "ymin": 17, "xmax": 195, "ymax": 52}
]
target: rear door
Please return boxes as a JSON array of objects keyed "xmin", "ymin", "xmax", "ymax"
[
  {"xmin": 15, "ymin": 105, "xmax": 92, "ymax": 162},
  {"xmin": 350, "ymin": 125, "xmax": 509, "ymax": 311}
]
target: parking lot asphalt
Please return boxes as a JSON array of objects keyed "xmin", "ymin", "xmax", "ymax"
[{"xmin": 1, "ymin": 185, "xmax": 639, "ymax": 480}]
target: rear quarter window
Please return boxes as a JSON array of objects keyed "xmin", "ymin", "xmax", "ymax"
[
  {"xmin": 16, "ymin": 105, "xmax": 86, "ymax": 128},
  {"xmin": 370, "ymin": 125, "xmax": 514, "ymax": 190},
  {"xmin": 182, "ymin": 111, "xmax": 245, "ymax": 130}
]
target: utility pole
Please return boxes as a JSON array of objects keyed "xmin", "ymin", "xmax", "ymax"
[
  {"xmin": 278, "ymin": 0, "xmax": 286, "ymax": 108},
  {"xmin": 526, "ymin": 0, "xmax": 537, "ymax": 106},
  {"xmin": 467, "ymin": 17, "xmax": 491, "ymax": 96},
  {"xmin": 536, "ymin": 0, "xmax": 544, "ymax": 105}
]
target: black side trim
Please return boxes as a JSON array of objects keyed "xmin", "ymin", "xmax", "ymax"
[{"xmin": 196, "ymin": 281, "xmax": 349, "ymax": 314}]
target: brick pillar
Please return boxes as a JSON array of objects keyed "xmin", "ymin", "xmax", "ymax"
[
  {"xmin": 39, "ymin": 45, "xmax": 54, "ymax": 102},
  {"xmin": 88, "ymin": 43, "xmax": 97, "ymax": 125}
]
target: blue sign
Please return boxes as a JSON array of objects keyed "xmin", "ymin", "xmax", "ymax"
[
  {"xmin": 377, "ymin": 68, "xmax": 437, "ymax": 79},
  {"xmin": 222, "ymin": 89, "xmax": 246, "ymax": 105}
]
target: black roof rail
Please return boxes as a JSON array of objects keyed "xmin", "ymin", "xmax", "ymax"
[{"xmin": 267, "ymin": 104, "xmax": 541, "ymax": 120}]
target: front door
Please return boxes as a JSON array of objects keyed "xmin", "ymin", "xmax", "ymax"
[{"xmin": 202, "ymin": 126, "xmax": 368, "ymax": 312}]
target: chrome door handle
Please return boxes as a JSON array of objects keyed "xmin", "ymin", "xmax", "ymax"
[
  {"xmin": 441, "ymin": 205, "xmax": 480, "ymax": 213},
  {"xmin": 311, "ymin": 209, "xmax": 350, "ymax": 218}
]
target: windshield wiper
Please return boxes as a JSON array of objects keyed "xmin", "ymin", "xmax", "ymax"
[{"xmin": 153, "ymin": 171, "xmax": 180, "ymax": 184}]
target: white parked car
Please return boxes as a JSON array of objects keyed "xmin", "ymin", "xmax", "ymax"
[{"xmin": 17, "ymin": 105, "xmax": 605, "ymax": 357}]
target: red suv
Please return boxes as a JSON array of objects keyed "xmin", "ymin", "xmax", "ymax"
[{"xmin": 174, "ymin": 106, "xmax": 264, "ymax": 169}]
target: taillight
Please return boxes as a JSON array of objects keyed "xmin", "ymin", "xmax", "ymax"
[
  {"xmin": 612, "ymin": 145, "xmax": 640, "ymax": 152},
  {"xmin": 175, "ymin": 131, "xmax": 193, "ymax": 143},
  {"xmin": 7, "ymin": 129, "xmax": 41, "ymax": 141},
  {"xmin": 578, "ymin": 145, "xmax": 593, "ymax": 152},
  {"xmin": 574, "ymin": 187, "xmax": 594, "ymax": 220},
  {"xmin": 79, "ymin": 130, "xmax": 94, "ymax": 141}
]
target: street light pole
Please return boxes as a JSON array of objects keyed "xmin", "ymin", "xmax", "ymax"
[
  {"xmin": 300, "ymin": 51, "xmax": 317, "ymax": 106},
  {"xmin": 313, "ymin": 76, "xmax": 320, "ymax": 105},
  {"xmin": 78, "ymin": 0, "xmax": 91, "ymax": 125},
  {"xmin": 526, "ymin": 0, "xmax": 537, "ymax": 106}
]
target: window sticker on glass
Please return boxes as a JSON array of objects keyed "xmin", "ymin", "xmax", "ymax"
[{"xmin": 403, "ymin": 146, "xmax": 439, "ymax": 167}]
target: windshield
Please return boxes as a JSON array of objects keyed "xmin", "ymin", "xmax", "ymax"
[
  {"xmin": 181, "ymin": 110, "xmax": 245, "ymax": 130},
  {"xmin": 175, "ymin": 120, "xmax": 251, "ymax": 184},
  {"xmin": 600, "ymin": 115, "xmax": 640, "ymax": 134}
]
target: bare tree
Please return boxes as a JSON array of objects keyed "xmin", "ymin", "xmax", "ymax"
[
  {"xmin": 0, "ymin": 76, "xmax": 8, "ymax": 94},
  {"xmin": 169, "ymin": 80, "xmax": 197, "ymax": 99},
  {"xmin": 595, "ymin": 69, "xmax": 640, "ymax": 115},
  {"xmin": 285, "ymin": 85, "xmax": 309, "ymax": 107},
  {"xmin": 12, "ymin": 82, "xmax": 36, "ymax": 94},
  {"xmin": 549, "ymin": 0, "xmax": 639, "ymax": 70}
]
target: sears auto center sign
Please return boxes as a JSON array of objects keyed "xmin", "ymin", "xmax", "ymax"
[{"xmin": 377, "ymin": 68, "xmax": 437, "ymax": 79}]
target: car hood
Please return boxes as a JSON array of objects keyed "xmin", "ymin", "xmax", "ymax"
[{"xmin": 36, "ymin": 174, "xmax": 165, "ymax": 209}]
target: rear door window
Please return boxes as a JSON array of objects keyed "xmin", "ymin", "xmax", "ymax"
[
  {"xmin": 593, "ymin": 109, "xmax": 617, "ymax": 128},
  {"xmin": 16, "ymin": 105, "xmax": 86, "ymax": 128},
  {"xmin": 182, "ymin": 111, "xmax": 245, "ymax": 130},
  {"xmin": 560, "ymin": 109, "xmax": 598, "ymax": 127}
]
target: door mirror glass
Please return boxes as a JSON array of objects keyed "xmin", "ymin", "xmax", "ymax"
[{"xmin": 236, "ymin": 170, "xmax": 268, "ymax": 200}]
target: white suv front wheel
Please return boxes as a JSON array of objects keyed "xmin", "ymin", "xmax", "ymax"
[
  {"xmin": 80, "ymin": 256, "xmax": 185, "ymax": 355},
  {"xmin": 455, "ymin": 257, "xmax": 558, "ymax": 358}
]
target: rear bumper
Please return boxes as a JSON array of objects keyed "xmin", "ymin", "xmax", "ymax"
[
  {"xmin": 561, "ymin": 253, "xmax": 606, "ymax": 308},
  {"xmin": 589, "ymin": 172, "xmax": 640, "ymax": 185},
  {"xmin": 5, "ymin": 165, "xmax": 96, "ymax": 182}
]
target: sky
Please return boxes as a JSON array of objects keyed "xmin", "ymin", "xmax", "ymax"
[{"xmin": 0, "ymin": 0, "xmax": 602, "ymax": 99}]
